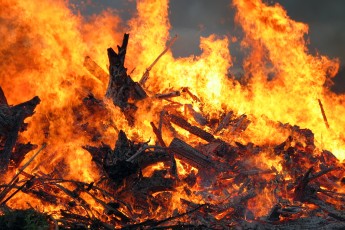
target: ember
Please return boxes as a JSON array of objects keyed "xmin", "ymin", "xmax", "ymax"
[{"xmin": 1, "ymin": 0, "xmax": 345, "ymax": 229}]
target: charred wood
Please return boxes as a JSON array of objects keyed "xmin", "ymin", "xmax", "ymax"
[
  {"xmin": 229, "ymin": 114, "xmax": 250, "ymax": 135},
  {"xmin": 168, "ymin": 113, "xmax": 215, "ymax": 142},
  {"xmin": 0, "ymin": 87, "xmax": 7, "ymax": 105},
  {"xmin": 309, "ymin": 197, "xmax": 345, "ymax": 222},
  {"xmin": 83, "ymin": 143, "xmax": 111, "ymax": 168},
  {"xmin": 318, "ymin": 99, "xmax": 330, "ymax": 129},
  {"xmin": 155, "ymin": 90, "xmax": 180, "ymax": 99},
  {"xmin": 0, "ymin": 95, "xmax": 40, "ymax": 173},
  {"xmin": 105, "ymin": 34, "xmax": 147, "ymax": 125},
  {"xmin": 150, "ymin": 121, "xmax": 166, "ymax": 147},
  {"xmin": 215, "ymin": 111, "xmax": 233, "ymax": 133},
  {"xmin": 240, "ymin": 216, "xmax": 345, "ymax": 230},
  {"xmin": 135, "ymin": 151, "xmax": 171, "ymax": 169},
  {"xmin": 169, "ymin": 138, "xmax": 214, "ymax": 169},
  {"xmin": 293, "ymin": 167, "xmax": 315, "ymax": 202},
  {"xmin": 10, "ymin": 142, "xmax": 37, "ymax": 168},
  {"xmin": 133, "ymin": 170, "xmax": 174, "ymax": 194}
]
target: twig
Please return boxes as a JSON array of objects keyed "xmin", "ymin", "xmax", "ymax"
[
  {"xmin": 181, "ymin": 87, "xmax": 201, "ymax": 102},
  {"xmin": 0, "ymin": 176, "xmax": 35, "ymax": 206},
  {"xmin": 150, "ymin": 122, "xmax": 178, "ymax": 178},
  {"xmin": 51, "ymin": 182, "xmax": 93, "ymax": 219},
  {"xmin": 152, "ymin": 204, "xmax": 206, "ymax": 227},
  {"xmin": 0, "ymin": 144, "xmax": 46, "ymax": 201},
  {"xmin": 318, "ymin": 99, "xmax": 330, "ymax": 129},
  {"xmin": 123, "ymin": 204, "xmax": 206, "ymax": 229},
  {"xmin": 150, "ymin": 122, "xmax": 166, "ymax": 147},
  {"xmin": 84, "ymin": 189, "xmax": 131, "ymax": 223},
  {"xmin": 126, "ymin": 145, "xmax": 165, "ymax": 162},
  {"xmin": 139, "ymin": 35, "xmax": 178, "ymax": 86}
]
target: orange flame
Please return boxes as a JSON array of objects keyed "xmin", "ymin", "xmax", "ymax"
[{"xmin": 1, "ymin": 0, "xmax": 345, "ymax": 223}]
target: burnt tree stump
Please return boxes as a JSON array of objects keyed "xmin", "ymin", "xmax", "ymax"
[{"xmin": 106, "ymin": 33, "xmax": 147, "ymax": 125}]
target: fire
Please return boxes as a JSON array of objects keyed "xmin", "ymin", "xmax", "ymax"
[{"xmin": 1, "ymin": 0, "xmax": 345, "ymax": 227}]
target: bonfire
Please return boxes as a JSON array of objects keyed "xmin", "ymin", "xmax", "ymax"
[{"xmin": 1, "ymin": 0, "xmax": 345, "ymax": 229}]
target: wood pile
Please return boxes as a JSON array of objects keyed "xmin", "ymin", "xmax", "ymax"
[{"xmin": 1, "ymin": 34, "xmax": 345, "ymax": 229}]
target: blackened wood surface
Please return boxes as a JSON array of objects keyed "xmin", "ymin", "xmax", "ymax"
[
  {"xmin": 169, "ymin": 114, "xmax": 215, "ymax": 142},
  {"xmin": 169, "ymin": 137, "xmax": 214, "ymax": 169},
  {"xmin": 0, "ymin": 96, "xmax": 40, "ymax": 173},
  {"xmin": 105, "ymin": 34, "xmax": 147, "ymax": 125}
]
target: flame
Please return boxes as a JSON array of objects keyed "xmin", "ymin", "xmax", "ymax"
[{"xmin": 1, "ymin": 0, "xmax": 345, "ymax": 225}]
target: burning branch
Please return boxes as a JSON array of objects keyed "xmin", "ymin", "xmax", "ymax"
[
  {"xmin": 83, "ymin": 56, "xmax": 108, "ymax": 84},
  {"xmin": 168, "ymin": 113, "xmax": 215, "ymax": 142},
  {"xmin": 318, "ymin": 99, "xmax": 330, "ymax": 129},
  {"xmin": 0, "ymin": 144, "xmax": 46, "ymax": 205},
  {"xmin": 139, "ymin": 35, "xmax": 178, "ymax": 86}
]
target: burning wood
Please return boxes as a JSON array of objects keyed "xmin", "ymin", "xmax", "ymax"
[
  {"xmin": 0, "ymin": 88, "xmax": 40, "ymax": 174},
  {"xmin": 318, "ymin": 98, "xmax": 330, "ymax": 129},
  {"xmin": 154, "ymin": 90, "xmax": 180, "ymax": 99},
  {"xmin": 105, "ymin": 34, "xmax": 147, "ymax": 125},
  {"xmin": 139, "ymin": 35, "xmax": 178, "ymax": 87},
  {"xmin": 215, "ymin": 111, "xmax": 233, "ymax": 133},
  {"xmin": 169, "ymin": 137, "xmax": 214, "ymax": 169},
  {"xmin": 168, "ymin": 113, "xmax": 215, "ymax": 142},
  {"xmin": 185, "ymin": 104, "xmax": 208, "ymax": 126},
  {"xmin": 83, "ymin": 56, "xmax": 109, "ymax": 84},
  {"xmin": 1, "ymin": 25, "xmax": 345, "ymax": 229}
]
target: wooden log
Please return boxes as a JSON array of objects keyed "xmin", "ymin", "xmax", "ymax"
[
  {"xmin": 133, "ymin": 171, "xmax": 174, "ymax": 194},
  {"xmin": 168, "ymin": 113, "xmax": 215, "ymax": 142},
  {"xmin": 169, "ymin": 138, "xmax": 214, "ymax": 169},
  {"xmin": 150, "ymin": 122, "xmax": 166, "ymax": 147},
  {"xmin": 83, "ymin": 56, "xmax": 108, "ymax": 84},
  {"xmin": 106, "ymin": 34, "xmax": 147, "ymax": 103},
  {"xmin": 135, "ymin": 151, "xmax": 171, "ymax": 169},
  {"xmin": 293, "ymin": 167, "xmax": 314, "ymax": 202},
  {"xmin": 309, "ymin": 197, "xmax": 345, "ymax": 221},
  {"xmin": 215, "ymin": 190, "xmax": 256, "ymax": 220},
  {"xmin": 154, "ymin": 91, "xmax": 180, "ymax": 99},
  {"xmin": 132, "ymin": 82, "xmax": 147, "ymax": 100}
]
